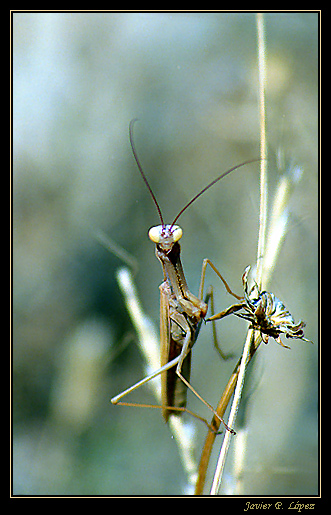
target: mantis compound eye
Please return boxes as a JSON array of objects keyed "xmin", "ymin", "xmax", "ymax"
[{"xmin": 148, "ymin": 225, "xmax": 183, "ymax": 244}]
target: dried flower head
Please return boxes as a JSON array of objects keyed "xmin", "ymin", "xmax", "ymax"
[{"xmin": 207, "ymin": 266, "xmax": 312, "ymax": 348}]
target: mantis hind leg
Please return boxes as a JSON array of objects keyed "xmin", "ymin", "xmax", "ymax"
[{"xmin": 175, "ymin": 328, "xmax": 235, "ymax": 434}]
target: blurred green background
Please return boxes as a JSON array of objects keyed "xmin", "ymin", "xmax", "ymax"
[{"xmin": 13, "ymin": 12, "xmax": 318, "ymax": 495}]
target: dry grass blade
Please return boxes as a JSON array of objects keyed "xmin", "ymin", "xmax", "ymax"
[{"xmin": 208, "ymin": 13, "xmax": 268, "ymax": 495}]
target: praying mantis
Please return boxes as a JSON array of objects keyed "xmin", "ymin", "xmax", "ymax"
[{"xmin": 111, "ymin": 120, "xmax": 258, "ymax": 433}]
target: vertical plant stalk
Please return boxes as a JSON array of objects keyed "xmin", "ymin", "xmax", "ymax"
[
  {"xmin": 208, "ymin": 13, "xmax": 268, "ymax": 496},
  {"xmin": 194, "ymin": 334, "xmax": 262, "ymax": 494},
  {"xmin": 256, "ymin": 12, "xmax": 268, "ymax": 289},
  {"xmin": 209, "ymin": 330, "xmax": 255, "ymax": 495},
  {"xmin": 195, "ymin": 15, "xmax": 300, "ymax": 496},
  {"xmin": 115, "ymin": 267, "xmax": 199, "ymax": 492},
  {"xmin": 195, "ymin": 165, "xmax": 296, "ymax": 494}
]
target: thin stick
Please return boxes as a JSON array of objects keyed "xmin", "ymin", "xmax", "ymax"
[
  {"xmin": 195, "ymin": 164, "xmax": 304, "ymax": 495},
  {"xmin": 209, "ymin": 13, "xmax": 268, "ymax": 495},
  {"xmin": 194, "ymin": 355, "xmax": 241, "ymax": 494},
  {"xmin": 194, "ymin": 334, "xmax": 261, "ymax": 495},
  {"xmin": 116, "ymin": 267, "xmax": 161, "ymax": 379},
  {"xmin": 256, "ymin": 12, "xmax": 268, "ymax": 289},
  {"xmin": 209, "ymin": 331, "xmax": 254, "ymax": 494}
]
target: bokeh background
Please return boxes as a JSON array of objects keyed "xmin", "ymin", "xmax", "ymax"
[{"xmin": 13, "ymin": 12, "xmax": 318, "ymax": 495}]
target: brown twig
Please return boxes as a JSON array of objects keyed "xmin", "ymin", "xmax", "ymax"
[{"xmin": 195, "ymin": 333, "xmax": 261, "ymax": 494}]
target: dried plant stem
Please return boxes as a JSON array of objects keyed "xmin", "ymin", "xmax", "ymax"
[
  {"xmin": 194, "ymin": 331, "xmax": 264, "ymax": 495},
  {"xmin": 195, "ymin": 164, "xmax": 298, "ymax": 494},
  {"xmin": 256, "ymin": 11, "xmax": 268, "ymax": 288},
  {"xmin": 207, "ymin": 13, "xmax": 268, "ymax": 496},
  {"xmin": 116, "ymin": 268, "xmax": 161, "ymax": 378},
  {"xmin": 194, "ymin": 329, "xmax": 264, "ymax": 494},
  {"xmin": 196, "ymin": 14, "xmax": 302, "ymax": 495},
  {"xmin": 209, "ymin": 330, "xmax": 254, "ymax": 494},
  {"xmin": 194, "ymin": 353, "xmax": 241, "ymax": 494}
]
